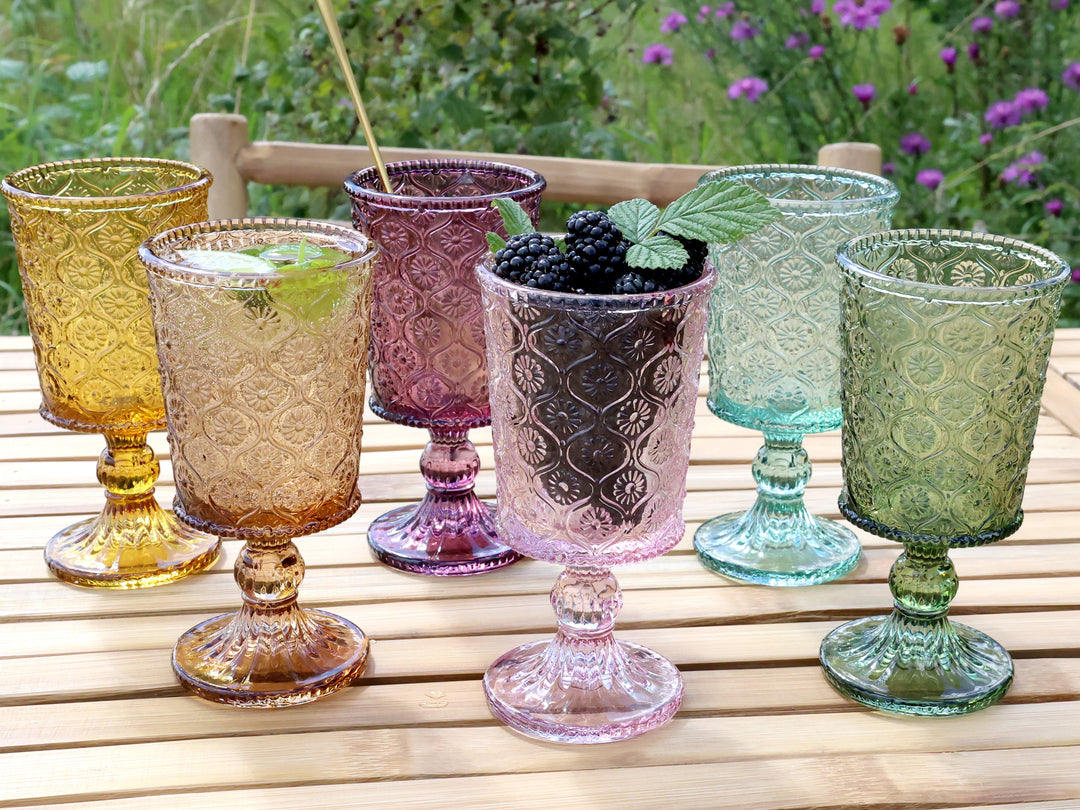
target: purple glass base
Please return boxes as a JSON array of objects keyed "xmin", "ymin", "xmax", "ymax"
[
  {"xmin": 483, "ymin": 637, "xmax": 684, "ymax": 744},
  {"xmin": 367, "ymin": 496, "xmax": 520, "ymax": 576}
]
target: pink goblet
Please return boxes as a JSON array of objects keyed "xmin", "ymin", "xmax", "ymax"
[
  {"xmin": 477, "ymin": 261, "xmax": 715, "ymax": 743},
  {"xmin": 346, "ymin": 161, "xmax": 545, "ymax": 576}
]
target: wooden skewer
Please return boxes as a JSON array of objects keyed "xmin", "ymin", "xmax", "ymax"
[{"xmin": 313, "ymin": 0, "xmax": 393, "ymax": 194}]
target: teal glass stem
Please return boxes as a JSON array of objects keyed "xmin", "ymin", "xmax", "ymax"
[
  {"xmin": 694, "ymin": 165, "xmax": 899, "ymax": 586},
  {"xmin": 820, "ymin": 228, "xmax": 1070, "ymax": 716}
]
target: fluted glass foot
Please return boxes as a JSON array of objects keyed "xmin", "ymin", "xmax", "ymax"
[
  {"xmin": 368, "ymin": 497, "xmax": 520, "ymax": 576},
  {"xmin": 45, "ymin": 494, "xmax": 221, "ymax": 588},
  {"xmin": 819, "ymin": 612, "xmax": 1014, "ymax": 716},
  {"xmin": 483, "ymin": 637, "xmax": 684, "ymax": 744},
  {"xmin": 173, "ymin": 603, "xmax": 368, "ymax": 707},
  {"xmin": 694, "ymin": 505, "xmax": 861, "ymax": 586}
]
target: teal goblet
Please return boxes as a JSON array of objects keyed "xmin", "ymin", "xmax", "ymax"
[
  {"xmin": 694, "ymin": 165, "xmax": 899, "ymax": 586},
  {"xmin": 820, "ymin": 229, "xmax": 1069, "ymax": 716}
]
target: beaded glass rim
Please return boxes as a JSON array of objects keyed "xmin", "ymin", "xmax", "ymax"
[
  {"xmin": 1, "ymin": 157, "xmax": 212, "ymax": 209},
  {"xmin": 837, "ymin": 228, "xmax": 1070, "ymax": 303},
  {"xmin": 344, "ymin": 159, "xmax": 547, "ymax": 210},
  {"xmin": 698, "ymin": 163, "xmax": 900, "ymax": 214}
]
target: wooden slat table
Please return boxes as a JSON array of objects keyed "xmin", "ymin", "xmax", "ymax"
[{"xmin": 2, "ymin": 330, "xmax": 1080, "ymax": 809}]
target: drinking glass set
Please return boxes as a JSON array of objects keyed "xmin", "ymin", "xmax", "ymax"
[{"xmin": 2, "ymin": 157, "xmax": 1070, "ymax": 739}]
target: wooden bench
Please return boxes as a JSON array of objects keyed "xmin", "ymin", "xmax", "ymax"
[{"xmin": 189, "ymin": 113, "xmax": 883, "ymax": 218}]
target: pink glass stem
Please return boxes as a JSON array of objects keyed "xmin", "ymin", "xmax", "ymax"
[{"xmin": 366, "ymin": 427, "xmax": 518, "ymax": 575}]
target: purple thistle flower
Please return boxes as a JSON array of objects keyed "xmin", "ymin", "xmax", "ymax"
[
  {"xmin": 940, "ymin": 47, "xmax": 958, "ymax": 72},
  {"xmin": 1015, "ymin": 87, "xmax": 1050, "ymax": 112},
  {"xmin": 1072, "ymin": 267, "xmax": 1080, "ymax": 284},
  {"xmin": 968, "ymin": 42, "xmax": 981, "ymax": 62},
  {"xmin": 705, "ymin": 48, "xmax": 716, "ymax": 59},
  {"xmin": 786, "ymin": 31, "xmax": 810, "ymax": 49},
  {"xmin": 809, "ymin": 44, "xmax": 826, "ymax": 58},
  {"xmin": 852, "ymin": 83, "xmax": 876, "ymax": 107},
  {"xmin": 995, "ymin": 0, "xmax": 1021, "ymax": 16},
  {"xmin": 833, "ymin": 0, "xmax": 892, "ymax": 29},
  {"xmin": 900, "ymin": 132, "xmax": 932, "ymax": 156},
  {"xmin": 985, "ymin": 100, "xmax": 1022, "ymax": 128},
  {"xmin": 660, "ymin": 12, "xmax": 688, "ymax": 33},
  {"xmin": 907, "ymin": 81, "xmax": 918, "ymax": 95},
  {"xmin": 1000, "ymin": 151, "xmax": 1046, "ymax": 186},
  {"xmin": 916, "ymin": 168, "xmax": 944, "ymax": 190},
  {"xmin": 1063, "ymin": 62, "xmax": 1080, "ymax": 91},
  {"xmin": 811, "ymin": 0, "xmax": 825, "ymax": 11},
  {"xmin": 715, "ymin": 1, "xmax": 735, "ymax": 17},
  {"xmin": 1051, "ymin": 0, "xmax": 1068, "ymax": 9},
  {"xmin": 1046, "ymin": 199, "xmax": 1064, "ymax": 217},
  {"xmin": 642, "ymin": 43, "xmax": 674, "ymax": 65},
  {"xmin": 697, "ymin": 5, "xmax": 712, "ymax": 22},
  {"xmin": 731, "ymin": 19, "xmax": 759, "ymax": 39},
  {"xmin": 979, "ymin": 132, "xmax": 994, "ymax": 146},
  {"xmin": 882, "ymin": 162, "xmax": 896, "ymax": 175},
  {"xmin": 728, "ymin": 76, "xmax": 769, "ymax": 102},
  {"xmin": 972, "ymin": 16, "xmax": 994, "ymax": 32}
]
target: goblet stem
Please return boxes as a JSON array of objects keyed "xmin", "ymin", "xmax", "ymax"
[
  {"xmin": 695, "ymin": 432, "xmax": 860, "ymax": 585},
  {"xmin": 172, "ymin": 534, "xmax": 368, "ymax": 707},
  {"xmin": 820, "ymin": 541, "xmax": 1013, "ymax": 715},
  {"xmin": 44, "ymin": 431, "xmax": 219, "ymax": 588},
  {"xmin": 483, "ymin": 566, "xmax": 683, "ymax": 743},
  {"xmin": 367, "ymin": 427, "xmax": 519, "ymax": 575}
]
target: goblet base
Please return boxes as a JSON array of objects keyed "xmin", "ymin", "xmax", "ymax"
[
  {"xmin": 694, "ymin": 508, "xmax": 861, "ymax": 587},
  {"xmin": 483, "ymin": 638, "xmax": 684, "ymax": 744},
  {"xmin": 819, "ymin": 613, "xmax": 1014, "ymax": 716},
  {"xmin": 368, "ymin": 499, "xmax": 520, "ymax": 576},
  {"xmin": 173, "ymin": 604, "xmax": 368, "ymax": 707},
  {"xmin": 45, "ymin": 494, "xmax": 220, "ymax": 588}
]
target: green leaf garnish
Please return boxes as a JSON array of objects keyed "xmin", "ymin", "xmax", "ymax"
[
  {"xmin": 486, "ymin": 232, "xmax": 507, "ymax": 253},
  {"xmin": 491, "ymin": 198, "xmax": 534, "ymax": 237},
  {"xmin": 607, "ymin": 198, "xmax": 661, "ymax": 244},
  {"xmin": 626, "ymin": 234, "xmax": 688, "ymax": 270},
  {"xmin": 656, "ymin": 181, "xmax": 780, "ymax": 245}
]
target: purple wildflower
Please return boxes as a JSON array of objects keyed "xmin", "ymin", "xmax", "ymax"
[
  {"xmin": 900, "ymin": 132, "xmax": 931, "ymax": 156},
  {"xmin": 811, "ymin": 0, "xmax": 825, "ymax": 11},
  {"xmin": 1063, "ymin": 62, "xmax": 1080, "ymax": 91},
  {"xmin": 731, "ymin": 19, "xmax": 759, "ymax": 39},
  {"xmin": 916, "ymin": 168, "xmax": 945, "ymax": 190},
  {"xmin": 968, "ymin": 42, "xmax": 981, "ymax": 62},
  {"xmin": 705, "ymin": 48, "xmax": 716, "ymax": 59},
  {"xmin": 972, "ymin": 16, "xmax": 994, "ymax": 32},
  {"xmin": 852, "ymin": 83, "xmax": 876, "ymax": 107},
  {"xmin": 1046, "ymin": 199, "xmax": 1064, "ymax": 217},
  {"xmin": 715, "ymin": 1, "xmax": 735, "ymax": 17},
  {"xmin": 809, "ymin": 44, "xmax": 826, "ymax": 58},
  {"xmin": 1000, "ymin": 151, "xmax": 1046, "ymax": 186},
  {"xmin": 728, "ymin": 76, "xmax": 769, "ymax": 102},
  {"xmin": 907, "ymin": 81, "xmax": 918, "ymax": 95},
  {"xmin": 940, "ymin": 47, "xmax": 957, "ymax": 72},
  {"xmin": 1051, "ymin": 0, "xmax": 1068, "ymax": 9},
  {"xmin": 697, "ymin": 5, "xmax": 712, "ymax": 22},
  {"xmin": 642, "ymin": 43, "xmax": 674, "ymax": 65},
  {"xmin": 979, "ymin": 132, "xmax": 994, "ymax": 146},
  {"xmin": 725, "ymin": 76, "xmax": 768, "ymax": 102},
  {"xmin": 786, "ymin": 31, "xmax": 810, "ymax": 49},
  {"xmin": 985, "ymin": 100, "xmax": 1022, "ymax": 128},
  {"xmin": 1072, "ymin": 267, "xmax": 1080, "ymax": 284},
  {"xmin": 882, "ymin": 162, "xmax": 896, "ymax": 175},
  {"xmin": 660, "ymin": 12, "xmax": 688, "ymax": 33},
  {"xmin": 1015, "ymin": 87, "xmax": 1050, "ymax": 112},
  {"xmin": 995, "ymin": 0, "xmax": 1021, "ymax": 16},
  {"xmin": 833, "ymin": 0, "xmax": 892, "ymax": 29}
]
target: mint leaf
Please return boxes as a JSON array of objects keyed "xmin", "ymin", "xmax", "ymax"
[
  {"xmin": 608, "ymin": 198, "xmax": 661, "ymax": 243},
  {"xmin": 657, "ymin": 181, "xmax": 780, "ymax": 244},
  {"xmin": 626, "ymin": 234, "xmax": 688, "ymax": 270},
  {"xmin": 491, "ymin": 198, "xmax": 534, "ymax": 237},
  {"xmin": 486, "ymin": 232, "xmax": 507, "ymax": 253}
]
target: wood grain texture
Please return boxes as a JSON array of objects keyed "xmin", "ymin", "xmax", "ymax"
[{"xmin": 3, "ymin": 332, "xmax": 1080, "ymax": 809}]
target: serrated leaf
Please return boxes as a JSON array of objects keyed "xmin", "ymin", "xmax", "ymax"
[
  {"xmin": 485, "ymin": 232, "xmax": 506, "ymax": 253},
  {"xmin": 626, "ymin": 234, "xmax": 688, "ymax": 270},
  {"xmin": 658, "ymin": 181, "xmax": 780, "ymax": 244},
  {"xmin": 608, "ymin": 198, "xmax": 661, "ymax": 243},
  {"xmin": 491, "ymin": 198, "xmax": 534, "ymax": 237}
]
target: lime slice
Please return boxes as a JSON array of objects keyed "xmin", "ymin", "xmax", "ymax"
[
  {"xmin": 177, "ymin": 249, "xmax": 276, "ymax": 273},
  {"xmin": 271, "ymin": 268, "xmax": 351, "ymax": 322},
  {"xmin": 258, "ymin": 244, "xmax": 349, "ymax": 266}
]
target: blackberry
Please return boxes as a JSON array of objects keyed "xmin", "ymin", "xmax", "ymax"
[
  {"xmin": 661, "ymin": 232, "xmax": 709, "ymax": 289},
  {"xmin": 612, "ymin": 272, "xmax": 665, "ymax": 295},
  {"xmin": 564, "ymin": 210, "xmax": 630, "ymax": 291},
  {"xmin": 493, "ymin": 233, "xmax": 573, "ymax": 291}
]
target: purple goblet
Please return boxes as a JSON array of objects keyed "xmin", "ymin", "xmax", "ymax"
[
  {"xmin": 477, "ymin": 261, "xmax": 715, "ymax": 743},
  {"xmin": 345, "ymin": 161, "xmax": 545, "ymax": 576}
]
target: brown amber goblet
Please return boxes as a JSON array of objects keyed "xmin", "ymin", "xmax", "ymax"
[
  {"xmin": 1, "ymin": 158, "xmax": 220, "ymax": 588},
  {"xmin": 140, "ymin": 218, "xmax": 378, "ymax": 707}
]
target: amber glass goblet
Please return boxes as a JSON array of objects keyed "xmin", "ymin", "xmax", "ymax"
[
  {"xmin": 1, "ymin": 158, "xmax": 220, "ymax": 588},
  {"xmin": 477, "ymin": 262, "xmax": 714, "ymax": 743},
  {"xmin": 345, "ymin": 160, "xmax": 545, "ymax": 576},
  {"xmin": 140, "ymin": 218, "xmax": 378, "ymax": 707},
  {"xmin": 820, "ymin": 229, "xmax": 1069, "ymax": 715}
]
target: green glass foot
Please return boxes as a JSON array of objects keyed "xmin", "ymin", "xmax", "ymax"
[{"xmin": 820, "ymin": 612, "xmax": 1014, "ymax": 716}]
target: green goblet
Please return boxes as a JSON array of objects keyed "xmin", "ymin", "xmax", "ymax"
[{"xmin": 820, "ymin": 229, "xmax": 1069, "ymax": 716}]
